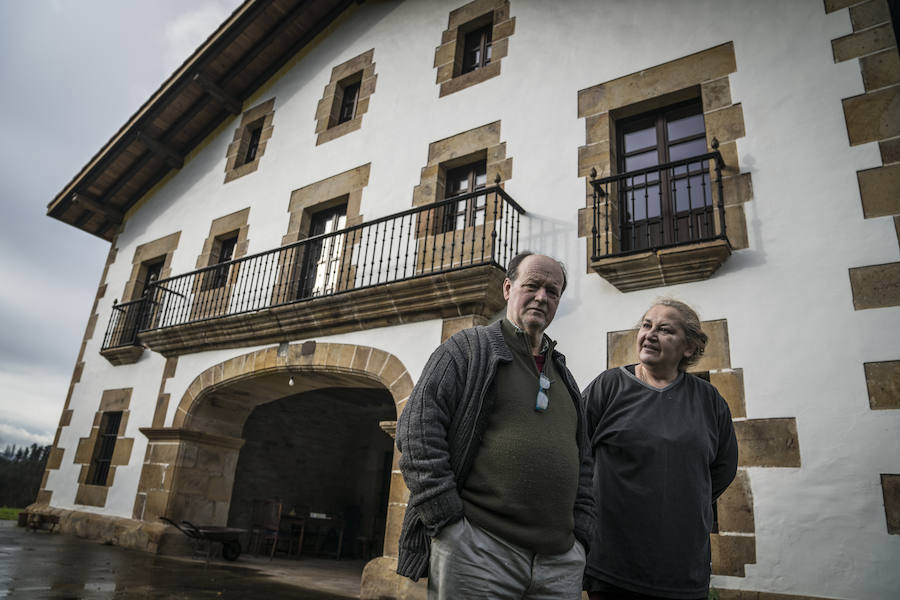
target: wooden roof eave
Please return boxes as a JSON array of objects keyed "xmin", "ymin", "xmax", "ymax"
[
  {"xmin": 46, "ymin": 0, "xmax": 353, "ymax": 241},
  {"xmin": 47, "ymin": 0, "xmax": 260, "ymax": 216}
]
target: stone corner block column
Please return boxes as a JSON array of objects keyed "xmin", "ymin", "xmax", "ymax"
[{"xmin": 361, "ymin": 556, "xmax": 427, "ymax": 600}]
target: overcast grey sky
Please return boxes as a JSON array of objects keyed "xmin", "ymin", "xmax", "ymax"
[{"xmin": 0, "ymin": 0, "xmax": 242, "ymax": 450}]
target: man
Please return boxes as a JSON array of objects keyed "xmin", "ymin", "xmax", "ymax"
[{"xmin": 395, "ymin": 252, "xmax": 593, "ymax": 599}]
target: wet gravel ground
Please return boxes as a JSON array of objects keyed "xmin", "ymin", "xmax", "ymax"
[{"xmin": 0, "ymin": 522, "xmax": 359, "ymax": 599}]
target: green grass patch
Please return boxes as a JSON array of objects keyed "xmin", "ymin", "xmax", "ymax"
[{"xmin": 0, "ymin": 507, "xmax": 23, "ymax": 521}]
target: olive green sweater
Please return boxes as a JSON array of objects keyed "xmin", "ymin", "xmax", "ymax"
[{"xmin": 459, "ymin": 319, "xmax": 580, "ymax": 554}]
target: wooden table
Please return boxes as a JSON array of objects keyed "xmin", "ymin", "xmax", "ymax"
[
  {"xmin": 300, "ymin": 514, "xmax": 345, "ymax": 559},
  {"xmin": 278, "ymin": 514, "xmax": 306, "ymax": 557}
]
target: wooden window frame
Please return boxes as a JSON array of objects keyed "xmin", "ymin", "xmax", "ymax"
[
  {"xmin": 439, "ymin": 159, "xmax": 488, "ymax": 233},
  {"xmin": 337, "ymin": 78, "xmax": 362, "ymax": 125},
  {"xmin": 242, "ymin": 121, "xmax": 264, "ymax": 165},
  {"xmin": 459, "ymin": 20, "xmax": 493, "ymax": 75},
  {"xmin": 297, "ymin": 203, "xmax": 348, "ymax": 299},
  {"xmin": 224, "ymin": 98, "xmax": 275, "ymax": 183},
  {"xmin": 190, "ymin": 209, "xmax": 250, "ymax": 320},
  {"xmin": 207, "ymin": 232, "xmax": 239, "ymax": 290},
  {"xmin": 276, "ymin": 165, "xmax": 370, "ymax": 305},
  {"xmin": 140, "ymin": 259, "xmax": 164, "ymax": 297},
  {"xmin": 616, "ymin": 98, "xmax": 713, "ymax": 251}
]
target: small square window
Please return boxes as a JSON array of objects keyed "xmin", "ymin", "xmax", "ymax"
[
  {"xmin": 224, "ymin": 98, "xmax": 275, "ymax": 183},
  {"xmin": 337, "ymin": 80, "xmax": 361, "ymax": 124},
  {"xmin": 315, "ymin": 50, "xmax": 375, "ymax": 144},
  {"xmin": 434, "ymin": 2, "xmax": 514, "ymax": 97},
  {"xmin": 242, "ymin": 122, "xmax": 263, "ymax": 165}
]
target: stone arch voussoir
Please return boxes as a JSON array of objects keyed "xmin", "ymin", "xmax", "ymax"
[{"xmin": 172, "ymin": 341, "xmax": 413, "ymax": 432}]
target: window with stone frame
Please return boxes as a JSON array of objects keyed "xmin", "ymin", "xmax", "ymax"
[
  {"xmin": 275, "ymin": 165, "xmax": 369, "ymax": 307},
  {"xmin": 577, "ymin": 42, "xmax": 751, "ymax": 293},
  {"xmin": 87, "ymin": 411, "xmax": 122, "ymax": 486},
  {"xmin": 315, "ymin": 50, "xmax": 376, "ymax": 145},
  {"xmin": 616, "ymin": 98, "xmax": 714, "ymax": 252},
  {"xmin": 111, "ymin": 257, "xmax": 163, "ymax": 348},
  {"xmin": 410, "ymin": 123, "xmax": 512, "ymax": 276},
  {"xmin": 434, "ymin": 1, "xmax": 515, "ymax": 97},
  {"xmin": 224, "ymin": 98, "xmax": 275, "ymax": 183},
  {"xmin": 191, "ymin": 209, "xmax": 250, "ymax": 319},
  {"xmin": 100, "ymin": 231, "xmax": 180, "ymax": 365},
  {"xmin": 74, "ymin": 388, "xmax": 134, "ymax": 507}
]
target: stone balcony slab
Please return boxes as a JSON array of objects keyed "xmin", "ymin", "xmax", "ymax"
[
  {"xmin": 138, "ymin": 265, "xmax": 506, "ymax": 356},
  {"xmin": 589, "ymin": 238, "xmax": 731, "ymax": 292}
]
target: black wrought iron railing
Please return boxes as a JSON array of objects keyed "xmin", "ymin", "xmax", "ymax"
[
  {"xmin": 100, "ymin": 187, "xmax": 523, "ymax": 350},
  {"xmin": 589, "ymin": 140, "xmax": 726, "ymax": 259},
  {"xmin": 101, "ymin": 297, "xmax": 147, "ymax": 350}
]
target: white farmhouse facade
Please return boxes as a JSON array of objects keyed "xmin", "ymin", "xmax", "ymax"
[{"xmin": 35, "ymin": 1, "xmax": 899, "ymax": 598}]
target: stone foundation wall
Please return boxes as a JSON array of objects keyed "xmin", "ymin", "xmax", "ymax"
[{"xmin": 24, "ymin": 503, "xmax": 168, "ymax": 554}]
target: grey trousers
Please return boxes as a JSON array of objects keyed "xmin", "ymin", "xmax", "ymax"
[{"xmin": 428, "ymin": 517, "xmax": 585, "ymax": 600}]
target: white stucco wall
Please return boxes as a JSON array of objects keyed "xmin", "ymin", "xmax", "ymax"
[{"xmin": 51, "ymin": 1, "xmax": 900, "ymax": 597}]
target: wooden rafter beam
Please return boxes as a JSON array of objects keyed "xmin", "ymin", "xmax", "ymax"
[
  {"xmin": 96, "ymin": 218, "xmax": 119, "ymax": 240},
  {"xmin": 135, "ymin": 131, "xmax": 184, "ymax": 169},
  {"xmin": 70, "ymin": 192, "xmax": 124, "ymax": 224},
  {"xmin": 219, "ymin": 0, "xmax": 311, "ymax": 84},
  {"xmin": 245, "ymin": 0, "xmax": 356, "ymax": 100},
  {"xmin": 192, "ymin": 73, "xmax": 242, "ymax": 114}
]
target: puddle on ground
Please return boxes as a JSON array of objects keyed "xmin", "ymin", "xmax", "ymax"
[{"xmin": 0, "ymin": 524, "xmax": 356, "ymax": 599}]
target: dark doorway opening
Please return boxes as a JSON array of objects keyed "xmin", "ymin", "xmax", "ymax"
[{"xmin": 228, "ymin": 386, "xmax": 395, "ymax": 560}]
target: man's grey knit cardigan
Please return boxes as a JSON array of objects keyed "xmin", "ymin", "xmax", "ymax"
[{"xmin": 395, "ymin": 320, "xmax": 595, "ymax": 581}]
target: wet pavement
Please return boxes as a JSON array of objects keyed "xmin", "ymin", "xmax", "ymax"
[{"xmin": 0, "ymin": 521, "xmax": 364, "ymax": 599}]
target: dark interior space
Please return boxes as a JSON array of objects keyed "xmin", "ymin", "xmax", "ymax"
[{"xmin": 228, "ymin": 385, "xmax": 395, "ymax": 560}]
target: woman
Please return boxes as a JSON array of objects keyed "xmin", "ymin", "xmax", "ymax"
[{"xmin": 582, "ymin": 299, "xmax": 738, "ymax": 599}]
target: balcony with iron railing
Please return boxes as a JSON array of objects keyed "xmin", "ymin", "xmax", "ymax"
[
  {"xmin": 100, "ymin": 187, "xmax": 524, "ymax": 360},
  {"xmin": 588, "ymin": 140, "xmax": 731, "ymax": 292}
]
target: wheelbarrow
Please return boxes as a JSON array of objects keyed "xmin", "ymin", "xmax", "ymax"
[{"xmin": 160, "ymin": 516, "xmax": 246, "ymax": 561}]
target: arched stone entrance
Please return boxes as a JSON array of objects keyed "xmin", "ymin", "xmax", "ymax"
[{"xmin": 133, "ymin": 341, "xmax": 415, "ymax": 593}]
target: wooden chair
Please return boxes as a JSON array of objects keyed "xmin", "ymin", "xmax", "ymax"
[
  {"xmin": 254, "ymin": 499, "xmax": 282, "ymax": 559},
  {"xmin": 247, "ymin": 499, "xmax": 265, "ymax": 554},
  {"xmin": 279, "ymin": 509, "xmax": 306, "ymax": 557}
]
